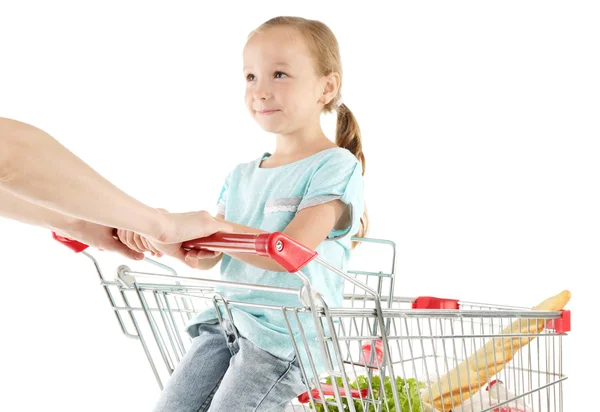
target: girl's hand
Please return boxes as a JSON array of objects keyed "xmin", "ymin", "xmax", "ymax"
[
  {"xmin": 145, "ymin": 239, "xmax": 221, "ymax": 269},
  {"xmin": 182, "ymin": 248, "xmax": 222, "ymax": 269},
  {"xmin": 116, "ymin": 229, "xmax": 163, "ymax": 257},
  {"xmin": 146, "ymin": 238, "xmax": 183, "ymax": 259}
]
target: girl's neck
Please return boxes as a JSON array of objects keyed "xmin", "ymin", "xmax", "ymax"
[{"xmin": 272, "ymin": 125, "xmax": 337, "ymax": 160}]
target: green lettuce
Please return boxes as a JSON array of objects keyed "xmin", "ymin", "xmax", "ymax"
[{"xmin": 311, "ymin": 375, "xmax": 427, "ymax": 412}]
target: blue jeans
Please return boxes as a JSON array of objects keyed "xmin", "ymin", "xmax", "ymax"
[{"xmin": 153, "ymin": 320, "xmax": 306, "ymax": 412}]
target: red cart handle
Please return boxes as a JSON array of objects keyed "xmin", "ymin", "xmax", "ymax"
[
  {"xmin": 52, "ymin": 232, "xmax": 89, "ymax": 253},
  {"xmin": 297, "ymin": 383, "xmax": 369, "ymax": 404},
  {"xmin": 183, "ymin": 232, "xmax": 317, "ymax": 273},
  {"xmin": 52, "ymin": 230, "xmax": 318, "ymax": 273}
]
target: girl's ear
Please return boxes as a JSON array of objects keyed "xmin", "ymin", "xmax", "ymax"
[{"xmin": 319, "ymin": 72, "xmax": 341, "ymax": 105}]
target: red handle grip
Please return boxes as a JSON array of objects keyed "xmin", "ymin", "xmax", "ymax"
[
  {"xmin": 359, "ymin": 339, "xmax": 384, "ymax": 367},
  {"xmin": 412, "ymin": 296, "xmax": 459, "ymax": 309},
  {"xmin": 297, "ymin": 383, "xmax": 369, "ymax": 404},
  {"xmin": 182, "ymin": 232, "xmax": 317, "ymax": 273},
  {"xmin": 52, "ymin": 232, "xmax": 89, "ymax": 253}
]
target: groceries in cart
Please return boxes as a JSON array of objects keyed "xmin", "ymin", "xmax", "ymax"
[
  {"xmin": 443, "ymin": 380, "xmax": 533, "ymax": 412},
  {"xmin": 301, "ymin": 289, "xmax": 570, "ymax": 412},
  {"xmin": 419, "ymin": 290, "xmax": 570, "ymax": 412}
]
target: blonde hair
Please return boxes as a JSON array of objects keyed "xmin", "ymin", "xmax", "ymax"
[{"xmin": 251, "ymin": 16, "xmax": 369, "ymax": 245}]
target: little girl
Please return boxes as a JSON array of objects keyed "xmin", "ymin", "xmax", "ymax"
[{"xmin": 120, "ymin": 16, "xmax": 368, "ymax": 412}]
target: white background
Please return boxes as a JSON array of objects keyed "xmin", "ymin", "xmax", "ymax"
[{"xmin": 1, "ymin": 1, "xmax": 598, "ymax": 411}]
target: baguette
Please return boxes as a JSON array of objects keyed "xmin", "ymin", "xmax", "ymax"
[{"xmin": 421, "ymin": 290, "xmax": 571, "ymax": 411}]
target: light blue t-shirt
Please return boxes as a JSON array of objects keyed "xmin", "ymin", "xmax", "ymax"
[{"xmin": 186, "ymin": 147, "xmax": 364, "ymax": 383}]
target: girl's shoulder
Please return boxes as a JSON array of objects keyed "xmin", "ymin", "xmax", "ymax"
[
  {"xmin": 311, "ymin": 147, "xmax": 362, "ymax": 174},
  {"xmin": 293, "ymin": 147, "xmax": 360, "ymax": 172},
  {"xmin": 316, "ymin": 147, "xmax": 358, "ymax": 163}
]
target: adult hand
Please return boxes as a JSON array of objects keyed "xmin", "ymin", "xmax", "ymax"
[
  {"xmin": 153, "ymin": 211, "xmax": 232, "ymax": 244},
  {"xmin": 138, "ymin": 210, "xmax": 231, "ymax": 265},
  {"xmin": 58, "ymin": 220, "xmax": 144, "ymax": 260}
]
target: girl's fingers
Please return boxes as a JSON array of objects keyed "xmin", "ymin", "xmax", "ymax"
[
  {"xmin": 183, "ymin": 251, "xmax": 199, "ymax": 268},
  {"xmin": 196, "ymin": 250, "xmax": 221, "ymax": 259},
  {"xmin": 117, "ymin": 229, "xmax": 132, "ymax": 249},
  {"xmin": 133, "ymin": 233, "xmax": 148, "ymax": 253},
  {"xmin": 117, "ymin": 230, "xmax": 145, "ymax": 257},
  {"xmin": 141, "ymin": 237, "xmax": 160, "ymax": 256},
  {"xmin": 140, "ymin": 237, "xmax": 154, "ymax": 256},
  {"xmin": 126, "ymin": 231, "xmax": 144, "ymax": 253},
  {"xmin": 151, "ymin": 244, "xmax": 163, "ymax": 257},
  {"xmin": 117, "ymin": 229, "xmax": 127, "ymax": 244},
  {"xmin": 185, "ymin": 249, "xmax": 199, "ymax": 260},
  {"xmin": 184, "ymin": 249, "xmax": 221, "ymax": 260}
]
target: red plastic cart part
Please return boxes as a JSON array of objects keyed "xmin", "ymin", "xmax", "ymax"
[
  {"xmin": 52, "ymin": 232, "xmax": 89, "ymax": 253},
  {"xmin": 297, "ymin": 383, "xmax": 369, "ymax": 404},
  {"xmin": 546, "ymin": 310, "xmax": 571, "ymax": 333},
  {"xmin": 52, "ymin": 230, "xmax": 317, "ymax": 273},
  {"xmin": 359, "ymin": 339, "xmax": 384, "ymax": 366},
  {"xmin": 412, "ymin": 296, "xmax": 459, "ymax": 310},
  {"xmin": 183, "ymin": 232, "xmax": 317, "ymax": 273}
]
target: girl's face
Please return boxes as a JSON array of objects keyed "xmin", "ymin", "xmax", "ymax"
[{"xmin": 243, "ymin": 26, "xmax": 325, "ymax": 135}]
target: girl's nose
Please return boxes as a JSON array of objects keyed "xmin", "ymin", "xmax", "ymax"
[
  {"xmin": 254, "ymin": 90, "xmax": 272, "ymax": 100},
  {"xmin": 253, "ymin": 81, "xmax": 272, "ymax": 100}
]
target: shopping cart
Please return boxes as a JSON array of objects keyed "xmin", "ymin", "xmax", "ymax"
[{"xmin": 53, "ymin": 231, "xmax": 570, "ymax": 412}]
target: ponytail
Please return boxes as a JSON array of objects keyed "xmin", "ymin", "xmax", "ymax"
[{"xmin": 336, "ymin": 103, "xmax": 369, "ymax": 247}]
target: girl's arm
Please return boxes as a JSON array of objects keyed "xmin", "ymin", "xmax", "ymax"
[{"xmin": 186, "ymin": 201, "xmax": 349, "ymax": 272}]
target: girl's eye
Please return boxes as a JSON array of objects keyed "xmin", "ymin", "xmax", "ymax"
[{"xmin": 246, "ymin": 72, "xmax": 287, "ymax": 81}]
